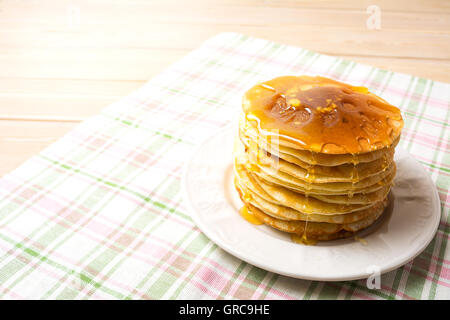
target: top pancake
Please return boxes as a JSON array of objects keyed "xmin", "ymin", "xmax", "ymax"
[{"xmin": 243, "ymin": 75, "xmax": 404, "ymax": 154}]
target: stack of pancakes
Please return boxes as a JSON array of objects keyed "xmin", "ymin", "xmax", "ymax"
[{"xmin": 234, "ymin": 76, "xmax": 403, "ymax": 243}]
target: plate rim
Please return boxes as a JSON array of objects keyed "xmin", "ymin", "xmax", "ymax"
[{"xmin": 182, "ymin": 125, "xmax": 442, "ymax": 282}]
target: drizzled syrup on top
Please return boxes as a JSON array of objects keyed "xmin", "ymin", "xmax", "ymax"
[{"xmin": 243, "ymin": 76, "xmax": 403, "ymax": 154}]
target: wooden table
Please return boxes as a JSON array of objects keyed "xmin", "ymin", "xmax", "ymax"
[{"xmin": 1, "ymin": 0, "xmax": 449, "ymax": 176}]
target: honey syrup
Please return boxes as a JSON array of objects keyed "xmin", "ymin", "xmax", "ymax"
[{"xmin": 243, "ymin": 76, "xmax": 403, "ymax": 154}]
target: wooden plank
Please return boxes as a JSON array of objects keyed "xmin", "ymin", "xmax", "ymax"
[
  {"xmin": 0, "ymin": 120, "xmax": 78, "ymax": 176},
  {"xmin": 338, "ymin": 56, "xmax": 450, "ymax": 83},
  {"xmin": 198, "ymin": 0, "xmax": 450, "ymax": 13},
  {"xmin": 0, "ymin": 56, "xmax": 448, "ymax": 122},
  {"xmin": 1, "ymin": 3, "xmax": 449, "ymax": 36},
  {"xmin": 0, "ymin": 37, "xmax": 448, "ymax": 82},
  {"xmin": 0, "ymin": 47, "xmax": 187, "ymax": 80},
  {"xmin": 1, "ymin": 0, "xmax": 449, "ymax": 25},
  {"xmin": 0, "ymin": 96, "xmax": 115, "ymax": 120},
  {"xmin": 0, "ymin": 78, "xmax": 145, "ymax": 96},
  {"xmin": 0, "ymin": 78, "xmax": 146, "ymax": 120},
  {"xmin": 0, "ymin": 23, "xmax": 448, "ymax": 62},
  {"xmin": 2, "ymin": 0, "xmax": 450, "ymax": 14}
]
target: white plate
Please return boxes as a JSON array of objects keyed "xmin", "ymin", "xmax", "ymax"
[{"xmin": 183, "ymin": 126, "xmax": 441, "ymax": 281}]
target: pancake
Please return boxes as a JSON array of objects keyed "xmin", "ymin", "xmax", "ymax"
[
  {"xmin": 235, "ymin": 175, "xmax": 389, "ymax": 224},
  {"xmin": 243, "ymin": 136, "xmax": 394, "ymax": 183},
  {"xmin": 235, "ymin": 161, "xmax": 391, "ymax": 207},
  {"xmin": 235, "ymin": 161, "xmax": 389, "ymax": 214},
  {"xmin": 233, "ymin": 75, "xmax": 403, "ymax": 243},
  {"xmin": 234, "ymin": 138, "xmax": 396, "ymax": 195},
  {"xmin": 240, "ymin": 115, "xmax": 400, "ymax": 166},
  {"xmin": 243, "ymin": 202, "xmax": 387, "ymax": 241},
  {"xmin": 240, "ymin": 123, "xmax": 395, "ymax": 179}
]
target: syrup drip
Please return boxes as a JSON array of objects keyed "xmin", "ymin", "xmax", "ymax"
[
  {"xmin": 381, "ymin": 153, "xmax": 389, "ymax": 171},
  {"xmin": 309, "ymin": 150, "xmax": 317, "ymax": 166},
  {"xmin": 239, "ymin": 206, "xmax": 263, "ymax": 225},
  {"xmin": 305, "ymin": 165, "xmax": 315, "ymax": 184},
  {"xmin": 303, "ymin": 195, "xmax": 310, "ymax": 242},
  {"xmin": 304, "ymin": 150, "xmax": 315, "ymax": 192},
  {"xmin": 243, "ymin": 189, "xmax": 252, "ymax": 202},
  {"xmin": 294, "ymin": 190, "xmax": 314, "ymax": 244},
  {"xmin": 248, "ymin": 136, "xmax": 263, "ymax": 166},
  {"xmin": 291, "ymin": 231, "xmax": 317, "ymax": 245},
  {"xmin": 349, "ymin": 154, "xmax": 359, "ymax": 201},
  {"xmin": 354, "ymin": 236, "xmax": 368, "ymax": 245}
]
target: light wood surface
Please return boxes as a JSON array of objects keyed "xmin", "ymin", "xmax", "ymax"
[{"xmin": 1, "ymin": 0, "xmax": 449, "ymax": 176}]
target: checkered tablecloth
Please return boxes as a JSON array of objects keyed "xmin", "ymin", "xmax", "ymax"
[{"xmin": 0, "ymin": 33, "xmax": 448, "ymax": 300}]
